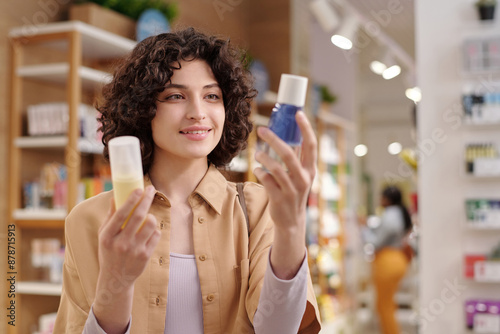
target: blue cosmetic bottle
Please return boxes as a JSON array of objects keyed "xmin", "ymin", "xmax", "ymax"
[{"xmin": 262, "ymin": 74, "xmax": 308, "ymax": 168}]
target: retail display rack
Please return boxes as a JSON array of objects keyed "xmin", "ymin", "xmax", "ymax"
[
  {"xmin": 7, "ymin": 21, "xmax": 135, "ymax": 334},
  {"xmin": 461, "ymin": 21, "xmax": 500, "ymax": 334}
]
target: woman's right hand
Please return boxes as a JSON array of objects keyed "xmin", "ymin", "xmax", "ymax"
[{"xmin": 93, "ymin": 185, "xmax": 161, "ymax": 334}]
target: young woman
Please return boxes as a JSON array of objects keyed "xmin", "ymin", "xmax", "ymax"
[
  {"xmin": 362, "ymin": 186, "xmax": 413, "ymax": 334},
  {"xmin": 54, "ymin": 28, "xmax": 320, "ymax": 333}
]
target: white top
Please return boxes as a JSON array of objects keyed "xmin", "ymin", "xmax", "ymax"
[
  {"xmin": 84, "ymin": 249, "xmax": 309, "ymax": 333},
  {"xmin": 362, "ymin": 205, "xmax": 406, "ymax": 251}
]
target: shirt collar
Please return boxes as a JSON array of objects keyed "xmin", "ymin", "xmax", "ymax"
[
  {"xmin": 193, "ymin": 164, "xmax": 227, "ymax": 215},
  {"xmin": 144, "ymin": 164, "xmax": 227, "ymax": 215}
]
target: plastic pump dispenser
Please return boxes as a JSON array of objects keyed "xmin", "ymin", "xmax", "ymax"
[
  {"xmin": 263, "ymin": 74, "xmax": 308, "ymax": 168},
  {"xmin": 108, "ymin": 136, "xmax": 145, "ymax": 210}
]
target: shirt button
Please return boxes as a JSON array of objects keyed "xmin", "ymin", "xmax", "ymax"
[
  {"xmin": 160, "ymin": 222, "xmax": 165, "ymax": 229},
  {"xmin": 198, "ymin": 217, "xmax": 205, "ymax": 224},
  {"xmin": 207, "ymin": 294, "xmax": 215, "ymax": 302},
  {"xmin": 159, "ymin": 257, "xmax": 164, "ymax": 265},
  {"xmin": 156, "ymin": 296, "xmax": 160, "ymax": 306},
  {"xmin": 199, "ymin": 254, "xmax": 207, "ymax": 261}
]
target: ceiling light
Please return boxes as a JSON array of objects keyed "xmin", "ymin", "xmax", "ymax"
[
  {"xmin": 354, "ymin": 144, "xmax": 368, "ymax": 157},
  {"xmin": 405, "ymin": 87, "xmax": 422, "ymax": 102},
  {"xmin": 381, "ymin": 52, "xmax": 401, "ymax": 79},
  {"xmin": 388, "ymin": 142, "xmax": 402, "ymax": 155},
  {"xmin": 369, "ymin": 45, "xmax": 388, "ymax": 75},
  {"xmin": 310, "ymin": 0, "xmax": 340, "ymax": 32},
  {"xmin": 331, "ymin": 13, "xmax": 358, "ymax": 50},
  {"xmin": 382, "ymin": 65, "xmax": 401, "ymax": 79},
  {"xmin": 369, "ymin": 60, "xmax": 387, "ymax": 75}
]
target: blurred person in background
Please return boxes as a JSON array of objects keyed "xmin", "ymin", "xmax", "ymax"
[{"xmin": 360, "ymin": 185, "xmax": 413, "ymax": 334}]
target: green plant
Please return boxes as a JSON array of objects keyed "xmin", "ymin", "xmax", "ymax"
[
  {"xmin": 319, "ymin": 85, "xmax": 337, "ymax": 104},
  {"xmin": 76, "ymin": 0, "xmax": 178, "ymax": 21},
  {"xmin": 476, "ymin": 0, "xmax": 497, "ymax": 7}
]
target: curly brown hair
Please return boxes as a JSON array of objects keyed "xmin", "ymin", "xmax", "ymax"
[{"xmin": 97, "ymin": 27, "xmax": 256, "ymax": 175}]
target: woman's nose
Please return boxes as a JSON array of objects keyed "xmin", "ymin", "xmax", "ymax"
[{"xmin": 186, "ymin": 99, "xmax": 206, "ymax": 120}]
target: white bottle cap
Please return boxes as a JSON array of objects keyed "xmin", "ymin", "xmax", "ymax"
[
  {"xmin": 109, "ymin": 136, "xmax": 143, "ymax": 181},
  {"xmin": 276, "ymin": 74, "xmax": 308, "ymax": 107}
]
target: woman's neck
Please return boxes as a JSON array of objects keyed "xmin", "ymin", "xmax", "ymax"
[{"xmin": 148, "ymin": 156, "xmax": 209, "ymax": 204}]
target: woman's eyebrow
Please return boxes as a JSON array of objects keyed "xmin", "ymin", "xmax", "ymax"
[
  {"xmin": 164, "ymin": 83, "xmax": 187, "ymax": 89},
  {"xmin": 163, "ymin": 83, "xmax": 220, "ymax": 89},
  {"xmin": 203, "ymin": 83, "xmax": 220, "ymax": 89}
]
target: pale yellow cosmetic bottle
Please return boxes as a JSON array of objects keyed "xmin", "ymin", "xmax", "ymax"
[{"xmin": 109, "ymin": 136, "xmax": 145, "ymax": 227}]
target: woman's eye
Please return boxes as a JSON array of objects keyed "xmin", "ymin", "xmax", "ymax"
[
  {"xmin": 206, "ymin": 94, "xmax": 220, "ymax": 100},
  {"xmin": 166, "ymin": 94, "xmax": 183, "ymax": 100}
]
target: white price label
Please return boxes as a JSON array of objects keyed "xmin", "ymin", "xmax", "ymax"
[
  {"xmin": 474, "ymin": 314, "xmax": 500, "ymax": 333},
  {"xmin": 474, "ymin": 261, "xmax": 500, "ymax": 282}
]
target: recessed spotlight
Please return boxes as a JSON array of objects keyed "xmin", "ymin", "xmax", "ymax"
[
  {"xmin": 354, "ymin": 144, "xmax": 368, "ymax": 157},
  {"xmin": 388, "ymin": 142, "xmax": 402, "ymax": 155}
]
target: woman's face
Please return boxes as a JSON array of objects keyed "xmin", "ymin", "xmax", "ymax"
[{"xmin": 152, "ymin": 59, "xmax": 225, "ymax": 163}]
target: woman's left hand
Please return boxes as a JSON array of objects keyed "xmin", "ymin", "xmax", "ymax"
[{"xmin": 254, "ymin": 111, "xmax": 317, "ymax": 279}]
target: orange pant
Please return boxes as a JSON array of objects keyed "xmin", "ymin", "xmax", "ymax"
[{"xmin": 372, "ymin": 248, "xmax": 409, "ymax": 334}]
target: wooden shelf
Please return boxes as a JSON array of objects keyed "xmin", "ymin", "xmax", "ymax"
[
  {"xmin": 17, "ymin": 63, "xmax": 111, "ymax": 90},
  {"xmin": 15, "ymin": 136, "xmax": 103, "ymax": 154},
  {"xmin": 8, "ymin": 20, "xmax": 135, "ymax": 59},
  {"xmin": 17, "ymin": 282, "xmax": 62, "ymax": 296},
  {"xmin": 13, "ymin": 209, "xmax": 67, "ymax": 222}
]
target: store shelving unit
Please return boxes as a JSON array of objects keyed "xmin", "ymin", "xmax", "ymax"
[
  {"xmin": 7, "ymin": 21, "xmax": 135, "ymax": 334},
  {"xmin": 307, "ymin": 104, "xmax": 355, "ymax": 323},
  {"xmin": 460, "ymin": 24, "xmax": 500, "ymax": 332}
]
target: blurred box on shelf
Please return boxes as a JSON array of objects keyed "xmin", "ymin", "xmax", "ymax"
[
  {"xmin": 466, "ymin": 299, "xmax": 500, "ymax": 332},
  {"xmin": 465, "ymin": 254, "xmax": 487, "ymax": 279},
  {"xmin": 31, "ymin": 239, "xmax": 64, "ymax": 283},
  {"xmin": 475, "ymin": 261, "xmax": 500, "ymax": 282},
  {"xmin": 69, "ymin": 3, "xmax": 136, "ymax": 40},
  {"xmin": 466, "ymin": 199, "xmax": 500, "ymax": 226},
  {"xmin": 463, "ymin": 36, "xmax": 500, "ymax": 73},
  {"xmin": 33, "ymin": 312, "xmax": 57, "ymax": 334},
  {"xmin": 462, "ymin": 93, "xmax": 500, "ymax": 124},
  {"xmin": 474, "ymin": 158, "xmax": 500, "ymax": 177},
  {"xmin": 27, "ymin": 103, "xmax": 101, "ymax": 142}
]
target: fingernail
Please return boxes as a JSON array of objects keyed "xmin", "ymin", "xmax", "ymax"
[
  {"xmin": 257, "ymin": 127, "xmax": 268, "ymax": 136},
  {"xmin": 147, "ymin": 185, "xmax": 156, "ymax": 195}
]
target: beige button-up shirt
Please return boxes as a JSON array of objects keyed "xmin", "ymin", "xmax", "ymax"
[{"xmin": 54, "ymin": 165, "xmax": 321, "ymax": 333}]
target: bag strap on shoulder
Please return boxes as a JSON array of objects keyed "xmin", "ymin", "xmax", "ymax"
[{"xmin": 236, "ymin": 182, "xmax": 250, "ymax": 237}]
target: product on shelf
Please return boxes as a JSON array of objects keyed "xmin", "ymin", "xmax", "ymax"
[
  {"xmin": 465, "ymin": 299, "xmax": 500, "ymax": 332},
  {"xmin": 464, "ymin": 243, "xmax": 500, "ymax": 282},
  {"xmin": 462, "ymin": 93, "xmax": 500, "ymax": 124},
  {"xmin": 465, "ymin": 143, "xmax": 500, "ymax": 176},
  {"xmin": 466, "ymin": 198, "xmax": 500, "ymax": 226},
  {"xmin": 463, "ymin": 36, "xmax": 500, "ymax": 72},
  {"xmin": 23, "ymin": 162, "xmax": 112, "ymax": 210},
  {"xmin": 34, "ymin": 312, "xmax": 57, "ymax": 334},
  {"xmin": 27, "ymin": 103, "xmax": 100, "ymax": 141},
  {"xmin": 31, "ymin": 239, "xmax": 64, "ymax": 283}
]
